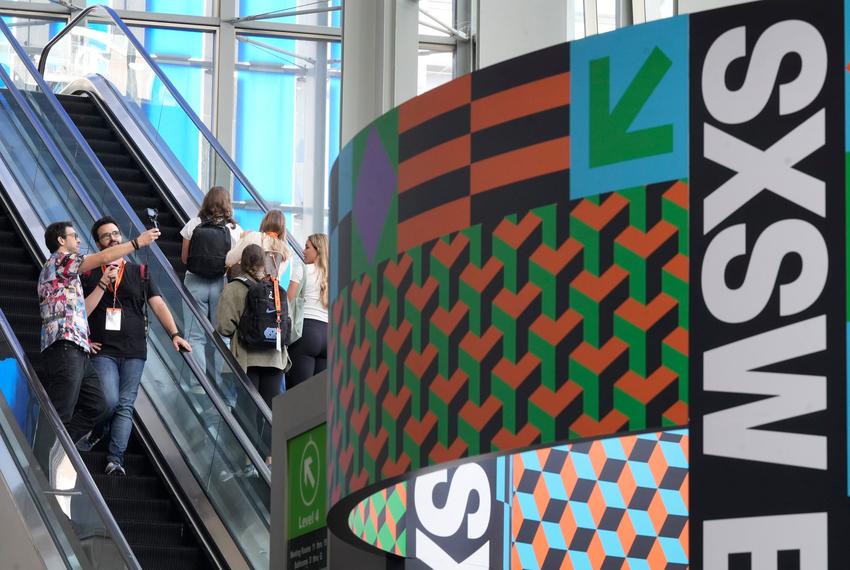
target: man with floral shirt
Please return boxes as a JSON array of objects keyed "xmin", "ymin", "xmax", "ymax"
[{"xmin": 37, "ymin": 220, "xmax": 160, "ymax": 444}]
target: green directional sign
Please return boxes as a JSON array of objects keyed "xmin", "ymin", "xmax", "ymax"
[
  {"xmin": 589, "ymin": 46, "xmax": 673, "ymax": 167},
  {"xmin": 288, "ymin": 423, "xmax": 327, "ymax": 540}
]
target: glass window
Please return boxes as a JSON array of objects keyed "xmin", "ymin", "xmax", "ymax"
[
  {"xmin": 124, "ymin": 24, "xmax": 215, "ymax": 185},
  {"xmin": 238, "ymin": 0, "xmax": 340, "ymax": 27},
  {"xmin": 417, "ymin": 48, "xmax": 453, "ymax": 95},
  {"xmin": 1, "ymin": 16, "xmax": 64, "ymax": 65},
  {"xmin": 597, "ymin": 0, "xmax": 617, "ymax": 33},
  {"xmin": 568, "ymin": 0, "xmax": 585, "ymax": 40},
  {"xmin": 234, "ymin": 34, "xmax": 340, "ymax": 242},
  {"xmin": 85, "ymin": 0, "xmax": 213, "ymax": 17},
  {"xmin": 645, "ymin": 0, "xmax": 676, "ymax": 22},
  {"xmin": 419, "ymin": 0, "xmax": 454, "ymax": 37}
]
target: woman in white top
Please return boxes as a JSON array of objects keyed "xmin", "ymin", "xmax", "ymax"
[
  {"xmin": 286, "ymin": 233, "xmax": 329, "ymax": 388},
  {"xmin": 180, "ymin": 186, "xmax": 242, "ymax": 374},
  {"xmin": 225, "ymin": 209, "xmax": 289, "ymax": 280}
]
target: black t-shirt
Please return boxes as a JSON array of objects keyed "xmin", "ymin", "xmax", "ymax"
[{"xmin": 81, "ymin": 262, "xmax": 160, "ymax": 359}]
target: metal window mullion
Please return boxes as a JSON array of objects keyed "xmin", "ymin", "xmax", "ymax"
[
  {"xmin": 215, "ymin": 0, "xmax": 237, "ymax": 157},
  {"xmin": 312, "ymin": 40, "xmax": 328, "ymax": 238}
]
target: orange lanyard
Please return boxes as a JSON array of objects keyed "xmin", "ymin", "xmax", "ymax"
[
  {"xmin": 265, "ymin": 231, "xmax": 279, "ymax": 239},
  {"xmin": 100, "ymin": 261, "xmax": 126, "ymax": 308}
]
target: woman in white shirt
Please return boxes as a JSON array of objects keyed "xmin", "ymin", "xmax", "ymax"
[
  {"xmin": 180, "ymin": 186, "xmax": 242, "ymax": 374},
  {"xmin": 225, "ymin": 209, "xmax": 289, "ymax": 279},
  {"xmin": 286, "ymin": 233, "xmax": 329, "ymax": 388}
]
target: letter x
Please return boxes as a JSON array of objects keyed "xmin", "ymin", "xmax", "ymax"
[{"xmin": 703, "ymin": 109, "xmax": 825, "ymax": 233}]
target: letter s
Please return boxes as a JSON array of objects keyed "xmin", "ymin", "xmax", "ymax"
[
  {"xmin": 413, "ymin": 464, "xmax": 491, "ymax": 540},
  {"xmin": 702, "ymin": 220, "xmax": 827, "ymax": 323},
  {"xmin": 702, "ymin": 20, "xmax": 826, "ymax": 124}
]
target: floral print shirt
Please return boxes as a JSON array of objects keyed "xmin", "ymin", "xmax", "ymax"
[{"xmin": 38, "ymin": 252, "xmax": 90, "ymax": 352}]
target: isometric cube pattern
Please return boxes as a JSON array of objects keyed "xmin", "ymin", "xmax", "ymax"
[
  {"xmin": 511, "ymin": 430, "xmax": 689, "ymax": 570},
  {"xmin": 329, "ymin": 180, "xmax": 689, "ymax": 501}
]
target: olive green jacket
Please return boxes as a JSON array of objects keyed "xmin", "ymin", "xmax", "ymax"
[{"xmin": 215, "ymin": 277, "xmax": 288, "ymax": 372}]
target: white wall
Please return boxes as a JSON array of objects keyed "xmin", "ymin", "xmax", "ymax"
[
  {"xmin": 477, "ymin": 0, "xmax": 570, "ymax": 68},
  {"xmin": 678, "ymin": 0, "xmax": 759, "ymax": 14}
]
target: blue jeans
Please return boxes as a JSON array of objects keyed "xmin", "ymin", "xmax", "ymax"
[
  {"xmin": 91, "ymin": 356, "xmax": 145, "ymax": 466},
  {"xmin": 183, "ymin": 271, "xmax": 224, "ymax": 376}
]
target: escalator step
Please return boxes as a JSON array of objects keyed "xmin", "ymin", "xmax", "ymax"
[
  {"xmin": 77, "ymin": 125, "xmax": 117, "ymax": 142},
  {"xmin": 91, "ymin": 473, "xmax": 167, "ymax": 501},
  {"xmin": 105, "ymin": 166, "xmax": 145, "ymax": 183},
  {"xmin": 117, "ymin": 181, "xmax": 156, "ymax": 198},
  {"xmin": 120, "ymin": 520, "xmax": 192, "ymax": 547},
  {"xmin": 127, "ymin": 196, "xmax": 165, "ymax": 211},
  {"xmin": 0, "ymin": 245, "xmax": 35, "ymax": 263},
  {"xmin": 66, "ymin": 112, "xmax": 106, "ymax": 129},
  {"xmin": 96, "ymin": 152, "xmax": 135, "ymax": 169},
  {"xmin": 56, "ymin": 96, "xmax": 96, "ymax": 115},
  {"xmin": 87, "ymin": 138, "xmax": 124, "ymax": 155},
  {"xmin": 79, "ymin": 451, "xmax": 156, "ymax": 477},
  {"xmin": 105, "ymin": 497, "xmax": 178, "ymax": 523},
  {"xmin": 132, "ymin": 544, "xmax": 205, "ymax": 570}
]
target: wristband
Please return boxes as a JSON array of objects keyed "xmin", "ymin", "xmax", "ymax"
[
  {"xmin": 97, "ymin": 282, "xmax": 108, "ymax": 292},
  {"xmin": 169, "ymin": 331, "xmax": 181, "ymax": 339},
  {"xmin": 131, "ymin": 238, "xmax": 140, "ymax": 250}
]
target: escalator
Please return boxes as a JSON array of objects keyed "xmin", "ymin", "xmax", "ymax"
[
  {"xmin": 55, "ymin": 93, "xmax": 187, "ymax": 279},
  {"xmin": 81, "ymin": 431, "xmax": 211, "ymax": 569},
  {"xmin": 0, "ymin": 203, "xmax": 43, "ymax": 379},
  {"xmin": 0, "ymin": 187, "xmax": 214, "ymax": 569}
]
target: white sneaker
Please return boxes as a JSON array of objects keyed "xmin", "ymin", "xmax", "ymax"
[{"xmin": 105, "ymin": 461, "xmax": 125, "ymax": 476}]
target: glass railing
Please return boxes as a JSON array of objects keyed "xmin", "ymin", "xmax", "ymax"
[
  {"xmin": 0, "ymin": 31, "xmax": 272, "ymax": 567},
  {"xmin": 0, "ymin": 17, "xmax": 278, "ymax": 473},
  {"xmin": 37, "ymin": 6, "xmax": 301, "ymax": 240},
  {"xmin": 0, "ymin": 309, "xmax": 140, "ymax": 570}
]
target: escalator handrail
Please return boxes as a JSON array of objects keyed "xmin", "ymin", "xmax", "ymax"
[
  {"xmin": 38, "ymin": 5, "xmax": 308, "ymax": 265},
  {"xmin": 39, "ymin": 5, "xmax": 270, "ymax": 211},
  {"xmin": 0, "ymin": 310, "xmax": 142, "ymax": 570},
  {"xmin": 180, "ymin": 348, "xmax": 271, "ymax": 486},
  {"xmin": 72, "ymin": 85, "xmax": 276, "ymax": 429},
  {"xmin": 0, "ymin": 18, "xmax": 274, "ymax": 428}
]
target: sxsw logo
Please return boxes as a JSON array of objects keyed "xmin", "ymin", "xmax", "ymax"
[
  {"xmin": 409, "ymin": 462, "xmax": 502, "ymax": 569},
  {"xmin": 691, "ymin": 2, "xmax": 846, "ymax": 568}
]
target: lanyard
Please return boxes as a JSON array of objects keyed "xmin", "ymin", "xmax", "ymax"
[{"xmin": 100, "ymin": 261, "xmax": 126, "ymax": 308}]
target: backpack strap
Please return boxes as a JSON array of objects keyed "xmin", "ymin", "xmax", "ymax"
[{"xmin": 233, "ymin": 275, "xmax": 251, "ymax": 288}]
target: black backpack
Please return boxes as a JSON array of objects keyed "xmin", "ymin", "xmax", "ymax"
[
  {"xmin": 234, "ymin": 276, "xmax": 290, "ymax": 350},
  {"xmin": 187, "ymin": 221, "xmax": 230, "ymax": 278}
]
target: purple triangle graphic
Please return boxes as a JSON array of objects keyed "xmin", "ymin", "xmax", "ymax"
[{"xmin": 352, "ymin": 127, "xmax": 396, "ymax": 264}]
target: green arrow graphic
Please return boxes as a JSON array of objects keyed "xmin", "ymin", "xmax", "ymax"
[{"xmin": 589, "ymin": 46, "xmax": 673, "ymax": 168}]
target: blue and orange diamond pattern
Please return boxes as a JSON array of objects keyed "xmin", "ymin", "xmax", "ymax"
[{"xmin": 510, "ymin": 430, "xmax": 688, "ymax": 569}]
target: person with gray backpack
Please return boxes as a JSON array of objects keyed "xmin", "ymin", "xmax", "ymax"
[{"xmin": 180, "ymin": 186, "xmax": 242, "ymax": 375}]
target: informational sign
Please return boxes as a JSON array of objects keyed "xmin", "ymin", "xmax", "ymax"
[
  {"xmin": 690, "ymin": 0, "xmax": 848, "ymax": 568},
  {"xmin": 287, "ymin": 423, "xmax": 327, "ymax": 570}
]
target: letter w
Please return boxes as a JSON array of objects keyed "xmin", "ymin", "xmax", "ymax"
[{"xmin": 703, "ymin": 315, "xmax": 827, "ymax": 469}]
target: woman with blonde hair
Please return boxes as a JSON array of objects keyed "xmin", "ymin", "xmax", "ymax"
[
  {"xmin": 286, "ymin": 233, "xmax": 328, "ymax": 388},
  {"xmin": 225, "ymin": 209, "xmax": 289, "ymax": 279},
  {"xmin": 180, "ymin": 186, "xmax": 243, "ymax": 373}
]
